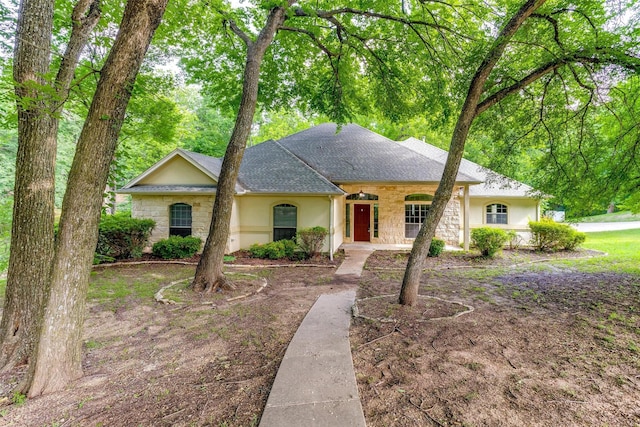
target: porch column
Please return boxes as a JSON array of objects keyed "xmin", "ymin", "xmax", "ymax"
[{"xmin": 464, "ymin": 185, "xmax": 470, "ymax": 251}]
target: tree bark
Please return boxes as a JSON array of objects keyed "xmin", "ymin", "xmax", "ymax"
[
  {"xmin": 0, "ymin": 0, "xmax": 56, "ymax": 372},
  {"xmin": 27, "ymin": 0, "xmax": 168, "ymax": 397},
  {"xmin": 399, "ymin": 0, "xmax": 546, "ymax": 306},
  {"xmin": 192, "ymin": 5, "xmax": 289, "ymax": 293},
  {"xmin": 1, "ymin": 0, "xmax": 102, "ymax": 375}
]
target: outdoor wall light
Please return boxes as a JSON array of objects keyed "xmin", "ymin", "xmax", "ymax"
[{"xmin": 359, "ymin": 190, "xmax": 365, "ymax": 199}]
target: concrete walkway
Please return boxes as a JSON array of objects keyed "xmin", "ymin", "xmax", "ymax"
[{"xmin": 260, "ymin": 247, "xmax": 374, "ymax": 427}]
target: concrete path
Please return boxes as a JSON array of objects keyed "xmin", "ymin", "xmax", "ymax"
[
  {"xmin": 571, "ymin": 221, "xmax": 640, "ymax": 232},
  {"xmin": 259, "ymin": 290, "xmax": 366, "ymax": 427},
  {"xmin": 260, "ymin": 247, "xmax": 376, "ymax": 426}
]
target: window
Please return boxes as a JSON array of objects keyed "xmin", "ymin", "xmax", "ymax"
[
  {"xmin": 486, "ymin": 203, "xmax": 508, "ymax": 224},
  {"xmin": 345, "ymin": 205, "xmax": 350, "ymax": 238},
  {"xmin": 273, "ymin": 204, "xmax": 297, "ymax": 241},
  {"xmin": 404, "ymin": 194, "xmax": 433, "ymax": 238},
  {"xmin": 170, "ymin": 203, "xmax": 192, "ymax": 237},
  {"xmin": 373, "ymin": 203, "xmax": 379, "ymax": 238},
  {"xmin": 405, "ymin": 204, "xmax": 429, "ymax": 238},
  {"xmin": 346, "ymin": 193, "xmax": 378, "ymax": 200}
]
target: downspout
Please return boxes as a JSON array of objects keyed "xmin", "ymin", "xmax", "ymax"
[
  {"xmin": 328, "ymin": 195, "xmax": 334, "ymax": 261},
  {"xmin": 464, "ymin": 185, "xmax": 470, "ymax": 251}
]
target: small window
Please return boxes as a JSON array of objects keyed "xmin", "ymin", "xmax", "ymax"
[
  {"xmin": 486, "ymin": 203, "xmax": 508, "ymax": 224},
  {"xmin": 373, "ymin": 203, "xmax": 379, "ymax": 238},
  {"xmin": 170, "ymin": 203, "xmax": 192, "ymax": 237},
  {"xmin": 405, "ymin": 204, "xmax": 430, "ymax": 238},
  {"xmin": 274, "ymin": 204, "xmax": 297, "ymax": 241},
  {"xmin": 347, "ymin": 193, "xmax": 379, "ymax": 200},
  {"xmin": 345, "ymin": 205, "xmax": 351, "ymax": 238},
  {"xmin": 405, "ymin": 194, "xmax": 433, "ymax": 202}
]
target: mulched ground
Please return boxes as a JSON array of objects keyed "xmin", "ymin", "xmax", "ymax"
[{"xmin": 1, "ymin": 247, "xmax": 639, "ymax": 427}]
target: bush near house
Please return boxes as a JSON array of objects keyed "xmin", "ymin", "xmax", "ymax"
[
  {"xmin": 529, "ymin": 218, "xmax": 586, "ymax": 251},
  {"xmin": 297, "ymin": 226, "xmax": 328, "ymax": 259},
  {"xmin": 428, "ymin": 238, "xmax": 445, "ymax": 257},
  {"xmin": 152, "ymin": 236, "xmax": 202, "ymax": 259},
  {"xmin": 249, "ymin": 239, "xmax": 297, "ymax": 260},
  {"xmin": 471, "ymin": 227, "xmax": 510, "ymax": 257},
  {"xmin": 95, "ymin": 213, "xmax": 155, "ymax": 262}
]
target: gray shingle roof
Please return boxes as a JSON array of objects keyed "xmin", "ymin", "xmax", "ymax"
[
  {"xmin": 277, "ymin": 123, "xmax": 481, "ymax": 184},
  {"xmin": 238, "ymin": 140, "xmax": 344, "ymax": 194},
  {"xmin": 400, "ymin": 137, "xmax": 535, "ymax": 197}
]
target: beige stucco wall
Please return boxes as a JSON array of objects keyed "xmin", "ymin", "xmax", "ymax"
[
  {"xmin": 235, "ymin": 195, "xmax": 333, "ymax": 251},
  {"xmin": 466, "ymin": 197, "xmax": 540, "ymax": 245},
  {"xmin": 138, "ymin": 156, "xmax": 215, "ymax": 186},
  {"xmin": 132, "ymin": 194, "xmax": 216, "ymax": 248},
  {"xmin": 339, "ymin": 184, "xmax": 460, "ymax": 245}
]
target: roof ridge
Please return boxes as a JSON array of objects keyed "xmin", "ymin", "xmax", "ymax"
[{"xmin": 272, "ymin": 140, "xmax": 343, "ymax": 193}]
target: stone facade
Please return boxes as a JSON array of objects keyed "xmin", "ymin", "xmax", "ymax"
[
  {"xmin": 131, "ymin": 195, "xmax": 214, "ymax": 246},
  {"xmin": 340, "ymin": 184, "xmax": 461, "ymax": 246}
]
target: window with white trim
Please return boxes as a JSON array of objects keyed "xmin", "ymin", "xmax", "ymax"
[
  {"xmin": 486, "ymin": 203, "xmax": 508, "ymax": 224},
  {"xmin": 273, "ymin": 204, "xmax": 297, "ymax": 241},
  {"xmin": 170, "ymin": 203, "xmax": 192, "ymax": 237},
  {"xmin": 405, "ymin": 194, "xmax": 433, "ymax": 238}
]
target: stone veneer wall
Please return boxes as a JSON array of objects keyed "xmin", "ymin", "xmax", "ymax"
[
  {"xmin": 340, "ymin": 184, "xmax": 461, "ymax": 246},
  {"xmin": 131, "ymin": 195, "xmax": 214, "ymax": 246}
]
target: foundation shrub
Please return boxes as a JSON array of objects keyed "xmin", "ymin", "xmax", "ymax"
[
  {"xmin": 428, "ymin": 238, "xmax": 445, "ymax": 257},
  {"xmin": 529, "ymin": 218, "xmax": 586, "ymax": 251},
  {"xmin": 471, "ymin": 227, "xmax": 509, "ymax": 257},
  {"xmin": 96, "ymin": 213, "xmax": 155, "ymax": 262},
  {"xmin": 297, "ymin": 226, "xmax": 328, "ymax": 259},
  {"xmin": 249, "ymin": 239, "xmax": 296, "ymax": 260},
  {"xmin": 152, "ymin": 235, "xmax": 202, "ymax": 259}
]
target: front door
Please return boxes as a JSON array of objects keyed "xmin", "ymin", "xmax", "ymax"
[{"xmin": 354, "ymin": 204, "xmax": 370, "ymax": 242}]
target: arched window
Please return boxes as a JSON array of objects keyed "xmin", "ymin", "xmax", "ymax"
[
  {"xmin": 273, "ymin": 204, "xmax": 297, "ymax": 241},
  {"xmin": 486, "ymin": 203, "xmax": 508, "ymax": 224},
  {"xmin": 170, "ymin": 203, "xmax": 192, "ymax": 237},
  {"xmin": 346, "ymin": 193, "xmax": 379, "ymax": 200},
  {"xmin": 405, "ymin": 194, "xmax": 433, "ymax": 238}
]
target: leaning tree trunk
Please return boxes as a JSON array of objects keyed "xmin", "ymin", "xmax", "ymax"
[
  {"xmin": 27, "ymin": 0, "xmax": 168, "ymax": 397},
  {"xmin": 0, "ymin": 0, "xmax": 101, "ymax": 376},
  {"xmin": 0, "ymin": 0, "xmax": 56, "ymax": 371},
  {"xmin": 192, "ymin": 6, "xmax": 289, "ymax": 293},
  {"xmin": 399, "ymin": 0, "xmax": 546, "ymax": 306}
]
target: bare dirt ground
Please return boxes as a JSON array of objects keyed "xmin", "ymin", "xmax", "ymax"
[
  {"xmin": 0, "ymin": 249, "xmax": 638, "ymax": 426},
  {"xmin": 352, "ymin": 250, "xmax": 640, "ymax": 426}
]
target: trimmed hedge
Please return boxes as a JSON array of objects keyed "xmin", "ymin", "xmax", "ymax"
[
  {"xmin": 529, "ymin": 218, "xmax": 586, "ymax": 251},
  {"xmin": 95, "ymin": 213, "xmax": 155, "ymax": 262},
  {"xmin": 471, "ymin": 227, "xmax": 509, "ymax": 257},
  {"xmin": 152, "ymin": 235, "xmax": 202, "ymax": 259},
  {"xmin": 297, "ymin": 226, "xmax": 328, "ymax": 259},
  {"xmin": 428, "ymin": 238, "xmax": 445, "ymax": 257},
  {"xmin": 249, "ymin": 239, "xmax": 296, "ymax": 260}
]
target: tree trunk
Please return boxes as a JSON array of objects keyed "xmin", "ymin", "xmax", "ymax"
[
  {"xmin": 27, "ymin": 0, "xmax": 168, "ymax": 397},
  {"xmin": 0, "ymin": 0, "xmax": 56, "ymax": 371},
  {"xmin": 192, "ymin": 6, "xmax": 289, "ymax": 293},
  {"xmin": 1, "ymin": 0, "xmax": 102, "ymax": 376},
  {"xmin": 399, "ymin": 0, "xmax": 546, "ymax": 306}
]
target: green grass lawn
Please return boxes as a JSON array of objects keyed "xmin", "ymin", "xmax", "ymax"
[
  {"xmin": 570, "ymin": 210, "xmax": 640, "ymax": 223},
  {"xmin": 564, "ymin": 228, "xmax": 640, "ymax": 274}
]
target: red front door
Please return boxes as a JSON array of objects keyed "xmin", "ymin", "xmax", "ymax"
[{"xmin": 354, "ymin": 204, "xmax": 370, "ymax": 242}]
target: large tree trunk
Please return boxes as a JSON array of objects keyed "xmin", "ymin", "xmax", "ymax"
[
  {"xmin": 0, "ymin": 0, "xmax": 101, "ymax": 375},
  {"xmin": 192, "ymin": 6, "xmax": 289, "ymax": 293},
  {"xmin": 399, "ymin": 0, "xmax": 546, "ymax": 306},
  {"xmin": 0, "ymin": 0, "xmax": 56, "ymax": 371},
  {"xmin": 27, "ymin": 0, "xmax": 168, "ymax": 397}
]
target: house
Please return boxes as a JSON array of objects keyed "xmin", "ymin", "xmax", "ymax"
[{"xmin": 118, "ymin": 123, "xmax": 541, "ymax": 254}]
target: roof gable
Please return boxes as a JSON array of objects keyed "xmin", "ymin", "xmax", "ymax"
[{"xmin": 400, "ymin": 137, "xmax": 535, "ymax": 197}]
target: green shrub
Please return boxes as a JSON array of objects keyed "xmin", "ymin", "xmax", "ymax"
[
  {"xmin": 95, "ymin": 213, "xmax": 155, "ymax": 261},
  {"xmin": 529, "ymin": 218, "xmax": 586, "ymax": 251},
  {"xmin": 297, "ymin": 226, "xmax": 328, "ymax": 259},
  {"xmin": 152, "ymin": 235, "xmax": 202, "ymax": 259},
  {"xmin": 471, "ymin": 227, "xmax": 510, "ymax": 257},
  {"xmin": 249, "ymin": 240, "xmax": 296, "ymax": 260},
  {"xmin": 428, "ymin": 238, "xmax": 445, "ymax": 257}
]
